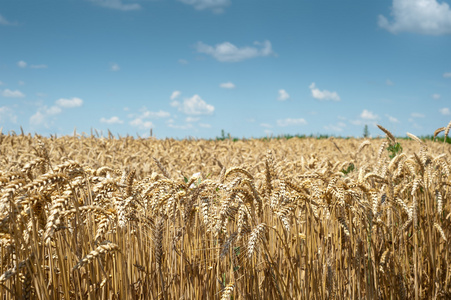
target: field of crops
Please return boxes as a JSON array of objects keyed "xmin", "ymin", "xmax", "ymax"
[{"xmin": 0, "ymin": 125, "xmax": 450, "ymax": 299}]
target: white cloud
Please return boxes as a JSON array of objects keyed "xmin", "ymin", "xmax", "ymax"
[
  {"xmin": 349, "ymin": 119, "xmax": 364, "ymax": 126},
  {"xmin": 56, "ymin": 97, "xmax": 83, "ymax": 108},
  {"xmin": 324, "ymin": 125, "xmax": 343, "ymax": 132},
  {"xmin": 443, "ymin": 72, "xmax": 451, "ymax": 78},
  {"xmin": 29, "ymin": 105, "xmax": 62, "ymax": 126},
  {"xmin": 361, "ymin": 109, "xmax": 378, "ymax": 120},
  {"xmin": 196, "ymin": 40, "xmax": 274, "ymax": 62},
  {"xmin": 0, "ymin": 106, "xmax": 17, "ymax": 123},
  {"xmin": 29, "ymin": 97, "xmax": 83, "ymax": 128},
  {"xmin": 0, "ymin": 14, "xmax": 17, "ymax": 26},
  {"xmin": 141, "ymin": 109, "xmax": 170, "ymax": 118},
  {"xmin": 199, "ymin": 123, "xmax": 211, "ymax": 128},
  {"xmin": 0, "ymin": 81, "xmax": 3, "ymax": 85},
  {"xmin": 170, "ymin": 90, "xmax": 181, "ymax": 100},
  {"xmin": 260, "ymin": 123, "xmax": 272, "ymax": 128},
  {"xmin": 130, "ymin": 118, "xmax": 153, "ymax": 129},
  {"xmin": 89, "ymin": 0, "xmax": 141, "ymax": 11},
  {"xmin": 277, "ymin": 118, "xmax": 307, "ymax": 127},
  {"xmin": 186, "ymin": 117, "xmax": 200, "ymax": 122},
  {"xmin": 378, "ymin": 0, "xmax": 451, "ymax": 35},
  {"xmin": 47, "ymin": 106, "xmax": 62, "ymax": 115},
  {"xmin": 18, "ymin": 81, "xmax": 25, "ymax": 86},
  {"xmin": 30, "ymin": 64, "xmax": 48, "ymax": 69},
  {"xmin": 17, "ymin": 61, "xmax": 27, "ymax": 68},
  {"xmin": 411, "ymin": 112, "xmax": 425, "ymax": 118},
  {"xmin": 386, "ymin": 79, "xmax": 394, "ymax": 86},
  {"xmin": 220, "ymin": 82, "xmax": 235, "ymax": 89},
  {"xmin": 277, "ymin": 89, "xmax": 290, "ymax": 101},
  {"xmin": 324, "ymin": 122, "xmax": 346, "ymax": 132},
  {"xmin": 110, "ymin": 63, "xmax": 120, "ymax": 71},
  {"xmin": 309, "ymin": 83, "xmax": 341, "ymax": 101},
  {"xmin": 2, "ymin": 89, "xmax": 25, "ymax": 98},
  {"xmin": 100, "ymin": 116, "xmax": 124, "ymax": 124},
  {"xmin": 385, "ymin": 114, "xmax": 400, "ymax": 123},
  {"xmin": 440, "ymin": 107, "xmax": 450, "ymax": 115},
  {"xmin": 30, "ymin": 111, "xmax": 46, "ymax": 126},
  {"xmin": 171, "ymin": 94, "xmax": 214, "ymax": 115},
  {"xmin": 178, "ymin": 0, "xmax": 230, "ymax": 13},
  {"xmin": 432, "ymin": 93, "xmax": 441, "ymax": 99},
  {"xmin": 178, "ymin": 59, "xmax": 188, "ymax": 65}
]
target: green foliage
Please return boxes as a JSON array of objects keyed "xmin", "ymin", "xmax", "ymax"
[
  {"xmin": 341, "ymin": 163, "xmax": 355, "ymax": 175},
  {"xmin": 387, "ymin": 142, "xmax": 403, "ymax": 159}
]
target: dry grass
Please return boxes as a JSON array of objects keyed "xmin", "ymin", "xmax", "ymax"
[{"xmin": 0, "ymin": 127, "xmax": 450, "ymax": 299}]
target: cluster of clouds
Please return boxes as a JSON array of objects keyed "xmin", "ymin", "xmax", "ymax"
[
  {"xmin": 99, "ymin": 91, "xmax": 215, "ymax": 132},
  {"xmin": 196, "ymin": 40, "xmax": 275, "ymax": 63},
  {"xmin": 84, "ymin": 0, "xmax": 451, "ymax": 36},
  {"xmin": 170, "ymin": 92, "xmax": 214, "ymax": 115},
  {"xmin": 30, "ymin": 97, "xmax": 83, "ymax": 127},
  {"xmin": 84, "ymin": 0, "xmax": 451, "ymax": 35}
]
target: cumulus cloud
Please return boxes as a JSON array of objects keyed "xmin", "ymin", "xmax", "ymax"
[
  {"xmin": 196, "ymin": 40, "xmax": 274, "ymax": 62},
  {"xmin": 378, "ymin": 0, "xmax": 451, "ymax": 35},
  {"xmin": 178, "ymin": 0, "xmax": 230, "ymax": 13},
  {"xmin": 171, "ymin": 94, "xmax": 214, "ymax": 115},
  {"xmin": 88, "ymin": 0, "xmax": 141, "ymax": 11},
  {"xmin": 443, "ymin": 72, "xmax": 451, "ymax": 78},
  {"xmin": 361, "ymin": 109, "xmax": 378, "ymax": 120},
  {"xmin": 277, "ymin": 89, "xmax": 290, "ymax": 101},
  {"xmin": 0, "ymin": 14, "xmax": 17, "ymax": 26},
  {"xmin": 411, "ymin": 112, "xmax": 425, "ymax": 118},
  {"xmin": 186, "ymin": 117, "xmax": 200, "ymax": 122},
  {"xmin": 277, "ymin": 118, "xmax": 307, "ymax": 127},
  {"xmin": 385, "ymin": 114, "xmax": 400, "ymax": 123},
  {"xmin": 440, "ymin": 107, "xmax": 450, "ymax": 115},
  {"xmin": 2, "ymin": 89, "xmax": 25, "ymax": 98},
  {"xmin": 324, "ymin": 122, "xmax": 346, "ymax": 132},
  {"xmin": 170, "ymin": 90, "xmax": 181, "ymax": 100},
  {"xmin": 30, "ymin": 106, "xmax": 62, "ymax": 126},
  {"xmin": 0, "ymin": 106, "xmax": 17, "ymax": 123},
  {"xmin": 141, "ymin": 109, "xmax": 170, "ymax": 118},
  {"xmin": 130, "ymin": 118, "xmax": 153, "ymax": 129},
  {"xmin": 178, "ymin": 59, "xmax": 188, "ymax": 65},
  {"xmin": 30, "ymin": 97, "xmax": 83, "ymax": 127},
  {"xmin": 0, "ymin": 81, "xmax": 3, "ymax": 85},
  {"xmin": 260, "ymin": 123, "xmax": 272, "ymax": 128},
  {"xmin": 100, "ymin": 116, "xmax": 123, "ymax": 124},
  {"xmin": 432, "ymin": 93, "xmax": 441, "ymax": 99},
  {"xmin": 110, "ymin": 63, "xmax": 120, "ymax": 71},
  {"xmin": 220, "ymin": 82, "xmax": 235, "ymax": 89},
  {"xmin": 199, "ymin": 123, "xmax": 211, "ymax": 128},
  {"xmin": 309, "ymin": 83, "xmax": 341, "ymax": 101},
  {"xmin": 386, "ymin": 79, "xmax": 394, "ymax": 86},
  {"xmin": 17, "ymin": 61, "xmax": 27, "ymax": 68},
  {"xmin": 56, "ymin": 97, "xmax": 83, "ymax": 108}
]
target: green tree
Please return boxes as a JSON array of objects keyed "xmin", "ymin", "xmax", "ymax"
[{"xmin": 363, "ymin": 124, "xmax": 370, "ymax": 138}]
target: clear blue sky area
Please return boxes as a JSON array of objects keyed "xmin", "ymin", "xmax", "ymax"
[{"xmin": 1, "ymin": 0, "xmax": 450, "ymax": 138}]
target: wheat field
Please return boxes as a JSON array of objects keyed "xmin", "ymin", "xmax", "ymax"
[{"xmin": 0, "ymin": 125, "xmax": 450, "ymax": 299}]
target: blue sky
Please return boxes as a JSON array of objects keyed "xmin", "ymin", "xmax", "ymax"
[{"xmin": 1, "ymin": 0, "xmax": 451, "ymax": 139}]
